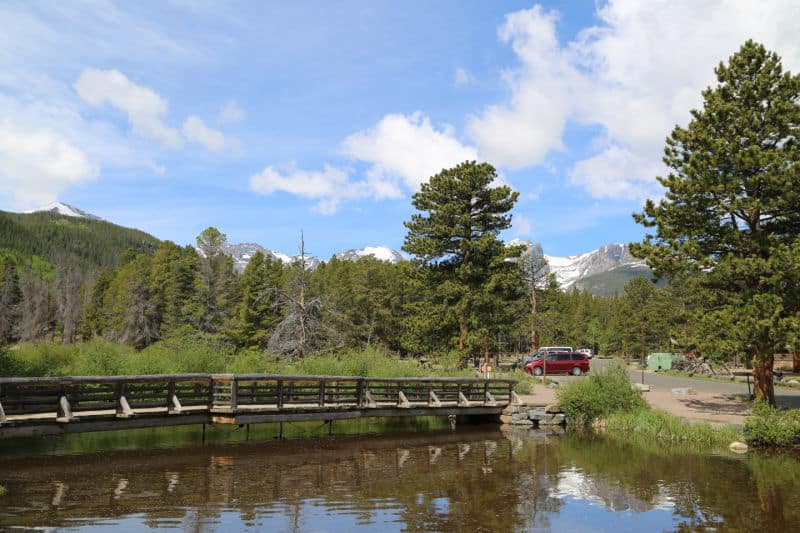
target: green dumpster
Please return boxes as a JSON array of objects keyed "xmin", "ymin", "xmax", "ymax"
[{"xmin": 647, "ymin": 352, "xmax": 674, "ymax": 371}]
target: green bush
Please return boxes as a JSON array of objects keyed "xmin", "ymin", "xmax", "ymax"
[
  {"xmin": 605, "ymin": 408, "xmax": 740, "ymax": 448},
  {"xmin": 744, "ymin": 401, "xmax": 800, "ymax": 447},
  {"xmin": 557, "ymin": 360, "xmax": 647, "ymax": 426}
]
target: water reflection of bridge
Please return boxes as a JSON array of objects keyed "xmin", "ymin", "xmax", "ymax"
[{"xmin": 0, "ymin": 374, "xmax": 518, "ymax": 439}]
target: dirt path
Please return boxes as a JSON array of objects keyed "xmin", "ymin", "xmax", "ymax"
[{"xmin": 515, "ymin": 366, "xmax": 800, "ymax": 426}]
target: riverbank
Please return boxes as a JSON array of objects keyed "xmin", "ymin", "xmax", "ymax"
[{"xmin": 520, "ymin": 382, "xmax": 752, "ymax": 426}]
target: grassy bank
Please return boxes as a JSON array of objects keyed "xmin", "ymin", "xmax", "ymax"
[
  {"xmin": 0, "ymin": 338, "xmax": 534, "ymax": 393},
  {"xmin": 605, "ymin": 408, "xmax": 741, "ymax": 448},
  {"xmin": 556, "ymin": 360, "xmax": 742, "ymax": 449}
]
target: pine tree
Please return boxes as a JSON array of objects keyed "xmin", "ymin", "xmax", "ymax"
[
  {"xmin": 402, "ymin": 161, "xmax": 520, "ymax": 358},
  {"xmin": 196, "ymin": 227, "xmax": 238, "ymax": 334},
  {"xmin": 633, "ymin": 41, "xmax": 800, "ymax": 404},
  {"xmin": 0, "ymin": 257, "xmax": 21, "ymax": 343},
  {"xmin": 237, "ymin": 250, "xmax": 283, "ymax": 347}
]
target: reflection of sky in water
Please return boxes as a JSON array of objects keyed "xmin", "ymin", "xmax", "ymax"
[{"xmin": 554, "ymin": 467, "xmax": 675, "ymax": 512}]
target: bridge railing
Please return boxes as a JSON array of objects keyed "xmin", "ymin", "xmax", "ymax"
[
  {"xmin": 0, "ymin": 374, "xmax": 517, "ymax": 422},
  {"xmin": 210, "ymin": 374, "xmax": 516, "ymax": 411}
]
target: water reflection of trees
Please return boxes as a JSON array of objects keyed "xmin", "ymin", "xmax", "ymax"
[
  {"xmin": 1, "ymin": 427, "xmax": 800, "ymax": 531},
  {"xmin": 0, "ymin": 428, "xmax": 565, "ymax": 531}
]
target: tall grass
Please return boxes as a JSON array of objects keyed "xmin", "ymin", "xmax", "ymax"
[
  {"xmin": 2, "ymin": 339, "xmax": 499, "ymax": 381},
  {"xmin": 605, "ymin": 408, "xmax": 741, "ymax": 449},
  {"xmin": 556, "ymin": 360, "xmax": 647, "ymax": 426}
]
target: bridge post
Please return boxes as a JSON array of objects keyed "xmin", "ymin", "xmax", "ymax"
[
  {"xmin": 319, "ymin": 379, "xmax": 326, "ymax": 407},
  {"xmin": 230, "ymin": 377, "xmax": 239, "ymax": 410},
  {"xmin": 167, "ymin": 381, "xmax": 182, "ymax": 414},
  {"xmin": 57, "ymin": 386, "xmax": 74, "ymax": 423},
  {"xmin": 277, "ymin": 380, "xmax": 284, "ymax": 409},
  {"xmin": 0, "ymin": 393, "xmax": 6, "ymax": 424},
  {"xmin": 116, "ymin": 382, "xmax": 134, "ymax": 418},
  {"xmin": 356, "ymin": 379, "xmax": 364, "ymax": 407}
]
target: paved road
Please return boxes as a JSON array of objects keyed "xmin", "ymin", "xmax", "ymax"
[{"xmin": 588, "ymin": 358, "xmax": 800, "ymax": 401}]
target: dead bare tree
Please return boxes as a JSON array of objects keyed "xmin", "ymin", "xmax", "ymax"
[{"xmin": 267, "ymin": 232, "xmax": 342, "ymax": 360}]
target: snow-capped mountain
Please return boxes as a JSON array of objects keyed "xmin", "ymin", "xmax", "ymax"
[
  {"xmin": 335, "ymin": 246, "xmax": 404, "ymax": 263},
  {"xmin": 23, "ymin": 202, "xmax": 102, "ymax": 220},
  {"xmin": 510, "ymin": 240, "xmax": 648, "ymax": 290},
  {"xmin": 546, "ymin": 244, "xmax": 646, "ymax": 289},
  {"xmin": 221, "ymin": 242, "xmax": 321, "ymax": 273},
  {"xmin": 220, "ymin": 243, "xmax": 405, "ymax": 273}
]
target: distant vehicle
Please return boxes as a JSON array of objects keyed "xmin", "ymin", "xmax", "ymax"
[
  {"xmin": 525, "ymin": 352, "xmax": 590, "ymax": 376},
  {"xmin": 577, "ymin": 348, "xmax": 594, "ymax": 359},
  {"xmin": 515, "ymin": 346, "xmax": 573, "ymax": 369}
]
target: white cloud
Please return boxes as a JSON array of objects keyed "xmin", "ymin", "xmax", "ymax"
[
  {"xmin": 466, "ymin": 6, "xmax": 574, "ymax": 169},
  {"xmin": 249, "ymin": 164, "xmax": 372, "ymax": 215},
  {"xmin": 75, "ymin": 68, "xmax": 182, "ymax": 148},
  {"xmin": 341, "ymin": 111, "xmax": 478, "ymax": 193},
  {"xmin": 469, "ymin": 1, "xmax": 800, "ymax": 198},
  {"xmin": 0, "ymin": 120, "xmax": 97, "ymax": 208},
  {"xmin": 183, "ymin": 115, "xmax": 225, "ymax": 152},
  {"xmin": 569, "ymin": 145, "xmax": 663, "ymax": 200},
  {"xmin": 250, "ymin": 112, "xmax": 480, "ymax": 213},
  {"xmin": 218, "ymin": 100, "xmax": 245, "ymax": 124},
  {"xmin": 514, "ymin": 213, "xmax": 532, "ymax": 236},
  {"xmin": 454, "ymin": 67, "xmax": 474, "ymax": 87}
]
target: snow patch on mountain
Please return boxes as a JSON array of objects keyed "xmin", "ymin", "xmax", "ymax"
[
  {"xmin": 545, "ymin": 244, "xmax": 644, "ymax": 289},
  {"xmin": 23, "ymin": 202, "xmax": 102, "ymax": 220},
  {"xmin": 335, "ymin": 246, "xmax": 404, "ymax": 263}
]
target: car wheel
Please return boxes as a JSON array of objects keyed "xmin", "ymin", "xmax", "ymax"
[
  {"xmin": 572, "ymin": 367, "xmax": 582, "ymax": 376},
  {"xmin": 533, "ymin": 367, "xmax": 543, "ymax": 376}
]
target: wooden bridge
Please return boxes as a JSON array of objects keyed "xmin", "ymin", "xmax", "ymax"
[{"xmin": 0, "ymin": 374, "xmax": 519, "ymax": 439}]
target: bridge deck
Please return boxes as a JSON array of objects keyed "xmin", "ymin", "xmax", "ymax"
[{"xmin": 0, "ymin": 374, "xmax": 518, "ymax": 439}]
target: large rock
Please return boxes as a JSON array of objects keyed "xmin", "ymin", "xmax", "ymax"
[
  {"xmin": 729, "ymin": 441, "xmax": 749, "ymax": 454},
  {"xmin": 545, "ymin": 404, "xmax": 562, "ymax": 414},
  {"xmin": 538, "ymin": 414, "xmax": 559, "ymax": 425},
  {"xmin": 511, "ymin": 418, "xmax": 534, "ymax": 426},
  {"xmin": 633, "ymin": 383, "xmax": 650, "ymax": 392},
  {"xmin": 499, "ymin": 415, "xmax": 514, "ymax": 424}
]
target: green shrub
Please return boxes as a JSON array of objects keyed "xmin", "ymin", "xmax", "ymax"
[
  {"xmin": 557, "ymin": 360, "xmax": 646, "ymax": 426},
  {"xmin": 605, "ymin": 408, "xmax": 740, "ymax": 448},
  {"xmin": 744, "ymin": 401, "xmax": 800, "ymax": 447}
]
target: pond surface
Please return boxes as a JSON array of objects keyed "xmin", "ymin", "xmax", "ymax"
[{"xmin": 1, "ymin": 420, "xmax": 799, "ymax": 531}]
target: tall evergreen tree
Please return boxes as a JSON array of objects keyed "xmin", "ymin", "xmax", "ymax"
[
  {"xmin": 402, "ymin": 160, "xmax": 520, "ymax": 357},
  {"xmin": 237, "ymin": 250, "xmax": 283, "ymax": 347},
  {"xmin": 0, "ymin": 257, "xmax": 21, "ymax": 343},
  {"xmin": 632, "ymin": 41, "xmax": 800, "ymax": 404},
  {"xmin": 196, "ymin": 227, "xmax": 238, "ymax": 334}
]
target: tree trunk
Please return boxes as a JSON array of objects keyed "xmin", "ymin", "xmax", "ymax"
[
  {"xmin": 752, "ymin": 353, "xmax": 776, "ymax": 406},
  {"xmin": 459, "ymin": 321, "xmax": 468, "ymax": 351},
  {"xmin": 793, "ymin": 351, "xmax": 800, "ymax": 373},
  {"xmin": 530, "ymin": 286, "xmax": 539, "ymax": 352}
]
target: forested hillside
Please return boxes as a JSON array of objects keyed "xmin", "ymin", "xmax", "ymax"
[{"xmin": 0, "ymin": 210, "xmax": 160, "ymax": 273}]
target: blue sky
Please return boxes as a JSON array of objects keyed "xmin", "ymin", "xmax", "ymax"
[{"xmin": 1, "ymin": 1, "xmax": 798, "ymax": 258}]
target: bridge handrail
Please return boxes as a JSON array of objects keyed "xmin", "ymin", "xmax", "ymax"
[{"xmin": 0, "ymin": 373, "xmax": 518, "ymax": 422}]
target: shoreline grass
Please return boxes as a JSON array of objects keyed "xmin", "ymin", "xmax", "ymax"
[{"xmin": 604, "ymin": 408, "xmax": 741, "ymax": 449}]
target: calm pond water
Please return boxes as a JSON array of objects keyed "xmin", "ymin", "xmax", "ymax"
[{"xmin": 1, "ymin": 419, "xmax": 799, "ymax": 531}]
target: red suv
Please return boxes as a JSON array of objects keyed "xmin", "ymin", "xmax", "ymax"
[{"xmin": 525, "ymin": 352, "xmax": 590, "ymax": 376}]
